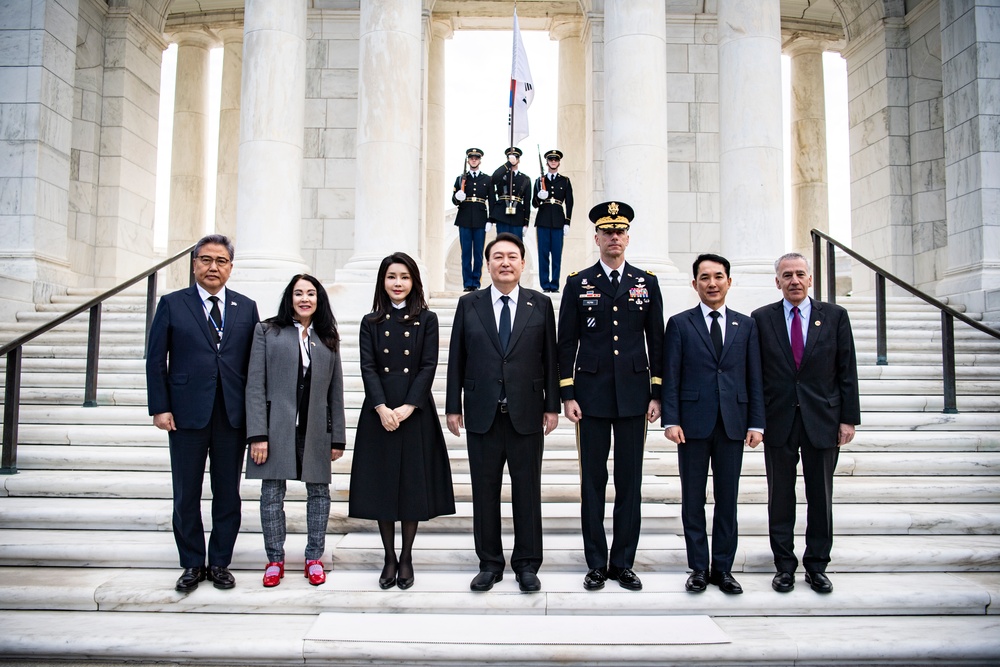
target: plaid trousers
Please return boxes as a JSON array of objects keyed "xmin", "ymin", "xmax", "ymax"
[{"xmin": 260, "ymin": 478, "xmax": 330, "ymax": 562}]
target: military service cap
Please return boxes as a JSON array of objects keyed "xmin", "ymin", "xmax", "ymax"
[
  {"xmin": 504, "ymin": 146, "xmax": 523, "ymax": 158},
  {"xmin": 544, "ymin": 149, "xmax": 563, "ymax": 160},
  {"xmin": 589, "ymin": 200, "xmax": 634, "ymax": 230},
  {"xmin": 466, "ymin": 147, "xmax": 484, "ymax": 158}
]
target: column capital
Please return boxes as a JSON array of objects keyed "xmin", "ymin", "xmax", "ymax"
[
  {"xmin": 214, "ymin": 25, "xmax": 245, "ymax": 45},
  {"xmin": 166, "ymin": 28, "xmax": 219, "ymax": 50},
  {"xmin": 782, "ymin": 31, "xmax": 832, "ymax": 57},
  {"xmin": 430, "ymin": 18, "xmax": 453, "ymax": 40},
  {"xmin": 549, "ymin": 16, "xmax": 582, "ymax": 42}
]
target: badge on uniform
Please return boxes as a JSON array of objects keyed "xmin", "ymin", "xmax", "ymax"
[
  {"xmin": 629, "ymin": 286, "xmax": 649, "ymax": 300},
  {"xmin": 587, "ymin": 317, "xmax": 596, "ymax": 328}
]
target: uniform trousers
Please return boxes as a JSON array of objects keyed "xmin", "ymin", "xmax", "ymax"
[
  {"xmin": 764, "ymin": 410, "xmax": 840, "ymax": 573},
  {"xmin": 578, "ymin": 414, "xmax": 646, "ymax": 570},
  {"xmin": 495, "ymin": 223, "xmax": 524, "ymax": 240},
  {"xmin": 168, "ymin": 385, "xmax": 246, "ymax": 568},
  {"xmin": 536, "ymin": 226, "xmax": 564, "ymax": 292},
  {"xmin": 467, "ymin": 406, "xmax": 543, "ymax": 575},
  {"xmin": 458, "ymin": 226, "xmax": 486, "ymax": 289}
]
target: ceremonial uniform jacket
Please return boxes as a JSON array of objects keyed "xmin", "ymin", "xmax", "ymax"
[
  {"xmin": 557, "ymin": 261, "xmax": 664, "ymax": 419},
  {"xmin": 531, "ymin": 173, "xmax": 574, "ymax": 228},
  {"xmin": 488, "ymin": 164, "xmax": 531, "ymax": 227},
  {"xmin": 452, "ymin": 171, "xmax": 491, "ymax": 229}
]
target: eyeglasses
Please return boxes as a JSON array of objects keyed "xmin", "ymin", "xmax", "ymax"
[{"xmin": 196, "ymin": 256, "xmax": 231, "ymax": 267}]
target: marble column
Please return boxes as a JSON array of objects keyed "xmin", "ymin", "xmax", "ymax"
[
  {"xmin": 214, "ymin": 25, "xmax": 243, "ymax": 241},
  {"xmin": 936, "ymin": 1, "xmax": 1000, "ymax": 318},
  {"xmin": 602, "ymin": 0, "xmax": 678, "ymax": 276},
  {"xmin": 332, "ymin": 0, "xmax": 422, "ymax": 317},
  {"xmin": 718, "ymin": 0, "xmax": 785, "ymax": 304},
  {"xmin": 787, "ymin": 36, "xmax": 829, "ymax": 258},
  {"xmin": 166, "ymin": 29, "xmax": 216, "ymax": 287},
  {"xmin": 232, "ymin": 0, "xmax": 309, "ymax": 313},
  {"xmin": 423, "ymin": 19, "xmax": 451, "ymax": 293},
  {"xmin": 551, "ymin": 17, "xmax": 590, "ymax": 274}
]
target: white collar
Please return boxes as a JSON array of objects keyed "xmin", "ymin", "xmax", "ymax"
[
  {"xmin": 699, "ymin": 302, "xmax": 727, "ymax": 320},
  {"xmin": 490, "ymin": 284, "xmax": 519, "ymax": 305},
  {"xmin": 599, "ymin": 259, "xmax": 625, "ymax": 278},
  {"xmin": 196, "ymin": 283, "xmax": 226, "ymax": 304}
]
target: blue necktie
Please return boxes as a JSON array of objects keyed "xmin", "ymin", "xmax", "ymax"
[{"xmin": 499, "ymin": 295, "xmax": 511, "ymax": 353}]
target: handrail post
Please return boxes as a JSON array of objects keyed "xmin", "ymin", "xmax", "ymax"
[
  {"xmin": 941, "ymin": 312, "xmax": 958, "ymax": 414},
  {"xmin": 2, "ymin": 347, "xmax": 22, "ymax": 474},
  {"xmin": 812, "ymin": 232, "xmax": 823, "ymax": 302},
  {"xmin": 876, "ymin": 274, "xmax": 888, "ymax": 365},
  {"xmin": 83, "ymin": 303, "xmax": 102, "ymax": 407},
  {"xmin": 144, "ymin": 272, "xmax": 158, "ymax": 359},
  {"xmin": 826, "ymin": 242, "xmax": 837, "ymax": 305}
]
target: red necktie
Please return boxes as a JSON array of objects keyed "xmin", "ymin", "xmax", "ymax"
[{"xmin": 791, "ymin": 306, "xmax": 804, "ymax": 369}]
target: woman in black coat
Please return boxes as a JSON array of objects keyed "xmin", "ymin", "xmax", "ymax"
[{"xmin": 349, "ymin": 252, "xmax": 455, "ymax": 589}]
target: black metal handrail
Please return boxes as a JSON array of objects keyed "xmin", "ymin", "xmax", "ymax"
[
  {"xmin": 1, "ymin": 244, "xmax": 196, "ymax": 474},
  {"xmin": 811, "ymin": 229, "xmax": 1000, "ymax": 414}
]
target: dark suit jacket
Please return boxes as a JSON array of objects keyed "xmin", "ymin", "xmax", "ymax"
[
  {"xmin": 445, "ymin": 286, "xmax": 559, "ymax": 435},
  {"xmin": 558, "ymin": 261, "xmax": 664, "ymax": 418},
  {"xmin": 452, "ymin": 172, "xmax": 492, "ymax": 228},
  {"xmin": 751, "ymin": 298, "xmax": 860, "ymax": 449},
  {"xmin": 146, "ymin": 285, "xmax": 260, "ymax": 430},
  {"xmin": 662, "ymin": 305, "xmax": 765, "ymax": 441}
]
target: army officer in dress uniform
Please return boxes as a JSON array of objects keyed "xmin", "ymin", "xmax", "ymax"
[
  {"xmin": 453, "ymin": 148, "xmax": 492, "ymax": 292},
  {"xmin": 557, "ymin": 201, "xmax": 664, "ymax": 592},
  {"xmin": 489, "ymin": 147, "xmax": 531, "ymax": 240},
  {"xmin": 532, "ymin": 149, "xmax": 574, "ymax": 293}
]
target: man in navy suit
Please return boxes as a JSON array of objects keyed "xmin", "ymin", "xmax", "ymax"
[
  {"xmin": 752, "ymin": 253, "xmax": 860, "ymax": 594},
  {"xmin": 446, "ymin": 232, "xmax": 560, "ymax": 593},
  {"xmin": 146, "ymin": 234, "xmax": 260, "ymax": 592},
  {"xmin": 662, "ymin": 254, "xmax": 764, "ymax": 594}
]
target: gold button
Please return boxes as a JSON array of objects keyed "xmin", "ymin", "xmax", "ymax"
[
  {"xmin": 613, "ymin": 320, "xmax": 618, "ymax": 326},
  {"xmin": 404, "ymin": 331, "xmax": 410, "ymax": 337},
  {"xmin": 404, "ymin": 350, "xmax": 410, "ymax": 355},
  {"xmin": 403, "ymin": 315, "xmax": 409, "ymax": 319},
  {"xmin": 404, "ymin": 368, "xmax": 409, "ymax": 373},
  {"xmin": 383, "ymin": 348, "xmax": 389, "ymax": 354},
  {"xmin": 613, "ymin": 306, "xmax": 618, "ymax": 312},
  {"xmin": 614, "ymin": 335, "xmax": 619, "ymax": 341},
  {"xmin": 614, "ymin": 350, "xmax": 619, "ymax": 355},
  {"xmin": 384, "ymin": 367, "xmax": 390, "ymax": 372},
  {"xmin": 384, "ymin": 331, "xmax": 390, "ymax": 337}
]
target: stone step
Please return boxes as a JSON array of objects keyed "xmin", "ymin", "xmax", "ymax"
[
  {"xmin": 0, "ymin": 529, "xmax": 996, "ymax": 572},
  {"xmin": 0, "ymin": 608, "xmax": 995, "ymax": 666},
  {"xmin": 4, "ymin": 469, "xmax": 998, "ymax": 504}
]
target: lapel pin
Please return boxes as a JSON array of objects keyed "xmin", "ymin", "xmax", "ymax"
[
  {"xmin": 815, "ymin": 320, "xmax": 821, "ymax": 326},
  {"xmin": 230, "ymin": 301, "xmax": 237, "ymax": 307},
  {"xmin": 527, "ymin": 301, "xmax": 533, "ymax": 307},
  {"xmin": 732, "ymin": 321, "xmax": 739, "ymax": 326}
]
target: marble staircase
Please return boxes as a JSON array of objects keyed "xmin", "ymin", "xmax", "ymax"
[{"xmin": 0, "ymin": 287, "xmax": 999, "ymax": 665}]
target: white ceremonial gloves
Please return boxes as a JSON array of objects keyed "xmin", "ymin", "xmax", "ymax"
[
  {"xmin": 538, "ymin": 189, "xmax": 549, "ymax": 200},
  {"xmin": 485, "ymin": 222, "xmax": 493, "ymax": 233},
  {"xmin": 564, "ymin": 224, "xmax": 570, "ymax": 236},
  {"xmin": 455, "ymin": 190, "xmax": 467, "ymax": 202}
]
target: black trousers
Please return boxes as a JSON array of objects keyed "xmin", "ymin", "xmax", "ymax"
[
  {"xmin": 764, "ymin": 410, "xmax": 839, "ymax": 573},
  {"xmin": 467, "ymin": 406, "xmax": 543, "ymax": 575},
  {"xmin": 168, "ymin": 386, "xmax": 246, "ymax": 568},
  {"xmin": 677, "ymin": 413, "xmax": 744, "ymax": 572},
  {"xmin": 578, "ymin": 414, "xmax": 646, "ymax": 570}
]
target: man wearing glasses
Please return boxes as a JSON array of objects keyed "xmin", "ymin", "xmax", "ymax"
[
  {"xmin": 532, "ymin": 149, "xmax": 574, "ymax": 293},
  {"xmin": 146, "ymin": 234, "xmax": 260, "ymax": 592}
]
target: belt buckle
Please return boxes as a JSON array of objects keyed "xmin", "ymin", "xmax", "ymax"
[{"xmin": 499, "ymin": 402, "xmax": 509, "ymax": 414}]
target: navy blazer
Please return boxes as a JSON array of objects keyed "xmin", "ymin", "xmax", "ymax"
[
  {"xmin": 751, "ymin": 298, "xmax": 860, "ymax": 449},
  {"xmin": 662, "ymin": 305, "xmax": 765, "ymax": 441},
  {"xmin": 146, "ymin": 285, "xmax": 260, "ymax": 430},
  {"xmin": 445, "ymin": 286, "xmax": 560, "ymax": 435}
]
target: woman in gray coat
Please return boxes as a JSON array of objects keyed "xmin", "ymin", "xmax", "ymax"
[{"xmin": 245, "ymin": 274, "xmax": 346, "ymax": 587}]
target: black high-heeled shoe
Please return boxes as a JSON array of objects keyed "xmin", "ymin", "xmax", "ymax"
[
  {"xmin": 396, "ymin": 558, "xmax": 414, "ymax": 590},
  {"xmin": 379, "ymin": 559, "xmax": 398, "ymax": 590}
]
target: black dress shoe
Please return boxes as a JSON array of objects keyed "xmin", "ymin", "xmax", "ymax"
[
  {"xmin": 772, "ymin": 571, "xmax": 795, "ymax": 593},
  {"xmin": 470, "ymin": 571, "xmax": 502, "ymax": 592},
  {"xmin": 396, "ymin": 574, "xmax": 414, "ymax": 590},
  {"xmin": 607, "ymin": 566, "xmax": 643, "ymax": 591},
  {"xmin": 206, "ymin": 565, "xmax": 236, "ymax": 590},
  {"xmin": 583, "ymin": 568, "xmax": 608, "ymax": 591},
  {"xmin": 805, "ymin": 571, "xmax": 833, "ymax": 593},
  {"xmin": 175, "ymin": 566, "xmax": 205, "ymax": 592},
  {"xmin": 710, "ymin": 570, "xmax": 743, "ymax": 594},
  {"xmin": 515, "ymin": 571, "xmax": 541, "ymax": 592},
  {"xmin": 685, "ymin": 570, "xmax": 709, "ymax": 592}
]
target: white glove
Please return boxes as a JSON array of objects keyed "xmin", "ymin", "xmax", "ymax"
[
  {"xmin": 523, "ymin": 225, "xmax": 529, "ymax": 234},
  {"xmin": 538, "ymin": 189, "xmax": 549, "ymax": 200},
  {"xmin": 564, "ymin": 224, "xmax": 570, "ymax": 237},
  {"xmin": 455, "ymin": 190, "xmax": 466, "ymax": 202},
  {"xmin": 486, "ymin": 222, "xmax": 494, "ymax": 233}
]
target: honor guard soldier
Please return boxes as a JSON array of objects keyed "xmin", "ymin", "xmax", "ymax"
[
  {"xmin": 532, "ymin": 149, "xmax": 574, "ymax": 293},
  {"xmin": 453, "ymin": 148, "xmax": 492, "ymax": 291},
  {"xmin": 557, "ymin": 201, "xmax": 664, "ymax": 593},
  {"xmin": 489, "ymin": 147, "xmax": 531, "ymax": 240}
]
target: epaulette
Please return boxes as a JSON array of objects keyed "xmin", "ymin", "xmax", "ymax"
[
  {"xmin": 646, "ymin": 270, "xmax": 656, "ymax": 276},
  {"xmin": 569, "ymin": 271, "xmax": 578, "ymax": 277}
]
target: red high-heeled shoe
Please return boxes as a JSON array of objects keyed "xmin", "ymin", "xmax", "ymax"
[
  {"xmin": 262, "ymin": 561, "xmax": 284, "ymax": 588},
  {"xmin": 305, "ymin": 559, "xmax": 326, "ymax": 586}
]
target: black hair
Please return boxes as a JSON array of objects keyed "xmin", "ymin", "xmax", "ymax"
[
  {"xmin": 264, "ymin": 274, "xmax": 339, "ymax": 351},
  {"xmin": 193, "ymin": 234, "xmax": 234, "ymax": 260},
  {"xmin": 692, "ymin": 253, "xmax": 731, "ymax": 278},
  {"xmin": 368, "ymin": 252, "xmax": 427, "ymax": 321},
  {"xmin": 485, "ymin": 232, "xmax": 525, "ymax": 260}
]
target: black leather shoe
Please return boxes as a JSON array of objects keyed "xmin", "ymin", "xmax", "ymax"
[
  {"xmin": 685, "ymin": 570, "xmax": 709, "ymax": 592},
  {"xmin": 805, "ymin": 571, "xmax": 833, "ymax": 593},
  {"xmin": 206, "ymin": 565, "xmax": 235, "ymax": 590},
  {"xmin": 710, "ymin": 570, "xmax": 743, "ymax": 594},
  {"xmin": 772, "ymin": 571, "xmax": 795, "ymax": 593},
  {"xmin": 583, "ymin": 568, "xmax": 608, "ymax": 591},
  {"xmin": 608, "ymin": 566, "xmax": 643, "ymax": 591},
  {"xmin": 470, "ymin": 571, "xmax": 502, "ymax": 592},
  {"xmin": 515, "ymin": 571, "xmax": 541, "ymax": 592},
  {"xmin": 175, "ymin": 566, "xmax": 205, "ymax": 592}
]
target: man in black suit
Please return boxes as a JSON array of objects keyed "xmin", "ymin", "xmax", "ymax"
[
  {"xmin": 662, "ymin": 254, "xmax": 764, "ymax": 595},
  {"xmin": 751, "ymin": 252, "xmax": 860, "ymax": 594},
  {"xmin": 446, "ymin": 232, "xmax": 560, "ymax": 593},
  {"xmin": 558, "ymin": 201, "xmax": 664, "ymax": 592},
  {"xmin": 531, "ymin": 149, "xmax": 574, "ymax": 293},
  {"xmin": 488, "ymin": 147, "xmax": 531, "ymax": 239},
  {"xmin": 146, "ymin": 234, "xmax": 260, "ymax": 592},
  {"xmin": 452, "ymin": 147, "xmax": 491, "ymax": 292}
]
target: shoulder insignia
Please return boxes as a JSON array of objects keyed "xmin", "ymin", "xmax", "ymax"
[
  {"xmin": 646, "ymin": 270, "xmax": 656, "ymax": 276},
  {"xmin": 569, "ymin": 271, "xmax": 578, "ymax": 277}
]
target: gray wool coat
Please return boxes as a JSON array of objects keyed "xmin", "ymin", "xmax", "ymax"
[{"xmin": 245, "ymin": 322, "xmax": 346, "ymax": 483}]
